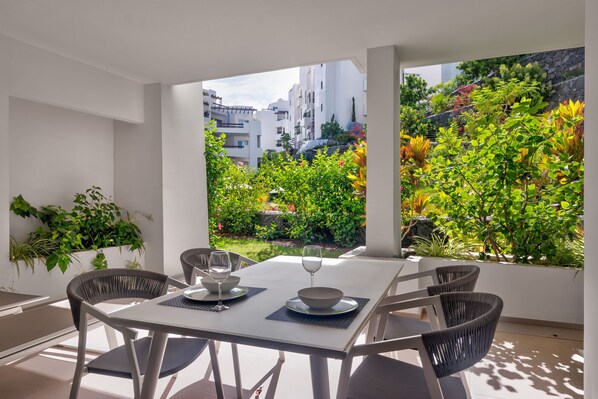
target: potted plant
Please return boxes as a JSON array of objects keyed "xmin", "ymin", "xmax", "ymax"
[{"xmin": 9, "ymin": 186, "xmax": 148, "ymax": 273}]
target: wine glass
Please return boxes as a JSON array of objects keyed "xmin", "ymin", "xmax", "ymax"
[
  {"xmin": 209, "ymin": 250, "xmax": 232, "ymax": 311},
  {"xmin": 302, "ymin": 245, "xmax": 322, "ymax": 287}
]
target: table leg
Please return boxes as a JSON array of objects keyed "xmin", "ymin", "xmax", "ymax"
[
  {"xmin": 309, "ymin": 355, "xmax": 330, "ymax": 399},
  {"xmin": 139, "ymin": 332, "xmax": 168, "ymax": 399}
]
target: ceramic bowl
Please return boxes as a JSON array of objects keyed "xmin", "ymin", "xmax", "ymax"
[
  {"xmin": 298, "ymin": 287, "xmax": 344, "ymax": 310},
  {"xmin": 200, "ymin": 275, "xmax": 241, "ymax": 294}
]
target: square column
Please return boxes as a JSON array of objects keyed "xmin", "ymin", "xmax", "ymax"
[
  {"xmin": 585, "ymin": 0, "xmax": 597, "ymax": 395},
  {"xmin": 364, "ymin": 46, "xmax": 402, "ymax": 257},
  {"xmin": 114, "ymin": 82, "xmax": 209, "ymax": 275}
]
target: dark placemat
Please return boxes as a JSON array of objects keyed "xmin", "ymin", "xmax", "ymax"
[
  {"xmin": 265, "ymin": 297, "xmax": 369, "ymax": 329},
  {"xmin": 159, "ymin": 287, "xmax": 266, "ymax": 312}
]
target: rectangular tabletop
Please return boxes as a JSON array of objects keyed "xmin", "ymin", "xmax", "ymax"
[
  {"xmin": 0, "ymin": 291, "xmax": 47, "ymax": 312},
  {"xmin": 111, "ymin": 255, "xmax": 403, "ymax": 359}
]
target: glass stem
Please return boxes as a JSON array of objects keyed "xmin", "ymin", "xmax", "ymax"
[
  {"xmin": 310, "ymin": 273, "xmax": 314, "ymax": 287},
  {"xmin": 218, "ymin": 282, "xmax": 223, "ymax": 307}
]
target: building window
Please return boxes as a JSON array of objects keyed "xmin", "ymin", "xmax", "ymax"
[
  {"xmin": 257, "ymin": 135, "xmax": 261, "ymax": 148},
  {"xmin": 277, "ymin": 127, "xmax": 285, "ymax": 134},
  {"xmin": 276, "ymin": 140, "xmax": 282, "ymax": 147},
  {"xmin": 320, "ymin": 81, "xmax": 323, "ymax": 90},
  {"xmin": 320, "ymin": 103, "xmax": 323, "ymax": 112}
]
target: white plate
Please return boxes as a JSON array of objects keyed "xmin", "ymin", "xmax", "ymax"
[
  {"xmin": 286, "ymin": 297, "xmax": 358, "ymax": 316},
  {"xmin": 183, "ymin": 286, "xmax": 249, "ymax": 302}
]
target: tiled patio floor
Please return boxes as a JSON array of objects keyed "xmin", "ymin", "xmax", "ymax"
[{"xmin": 0, "ymin": 320, "xmax": 582, "ymax": 398}]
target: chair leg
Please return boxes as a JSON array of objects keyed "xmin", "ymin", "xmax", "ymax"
[
  {"xmin": 70, "ymin": 322, "xmax": 88, "ymax": 399},
  {"xmin": 460, "ymin": 371, "xmax": 472, "ymax": 399}
]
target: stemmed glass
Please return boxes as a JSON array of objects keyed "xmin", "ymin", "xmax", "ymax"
[
  {"xmin": 302, "ymin": 245, "xmax": 322, "ymax": 287},
  {"xmin": 209, "ymin": 250, "xmax": 232, "ymax": 311}
]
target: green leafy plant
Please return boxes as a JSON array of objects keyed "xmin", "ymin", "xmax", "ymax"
[
  {"xmin": 9, "ymin": 187, "xmax": 147, "ymax": 273},
  {"xmin": 412, "ymin": 234, "xmax": 475, "ymax": 259},
  {"xmin": 456, "ymin": 54, "xmax": 526, "ymax": 85},
  {"xmin": 320, "ymin": 115, "xmax": 345, "ymax": 140},
  {"xmin": 429, "ymin": 88, "xmax": 584, "ymax": 264},
  {"xmin": 401, "ymin": 74, "xmax": 433, "ymax": 111}
]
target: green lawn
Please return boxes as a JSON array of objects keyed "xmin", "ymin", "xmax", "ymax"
[{"xmin": 212, "ymin": 236, "xmax": 351, "ymax": 262}]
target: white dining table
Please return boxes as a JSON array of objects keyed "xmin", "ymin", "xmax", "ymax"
[{"xmin": 110, "ymin": 255, "xmax": 404, "ymax": 399}]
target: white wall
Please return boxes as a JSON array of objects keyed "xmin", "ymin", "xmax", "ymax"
[
  {"xmin": 4, "ymin": 34, "xmax": 143, "ymax": 123},
  {"xmin": 114, "ymin": 84, "xmax": 165, "ymax": 274},
  {"xmin": 585, "ymin": 0, "xmax": 597, "ymax": 394},
  {"xmin": 9, "ymin": 98, "xmax": 114, "ymax": 242},
  {"xmin": 256, "ymin": 110, "xmax": 278, "ymax": 151},
  {"xmin": 0, "ymin": 34, "xmax": 145, "ymax": 283}
]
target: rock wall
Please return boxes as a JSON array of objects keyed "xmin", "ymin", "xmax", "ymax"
[
  {"xmin": 548, "ymin": 75, "xmax": 585, "ymax": 109},
  {"xmin": 521, "ymin": 47, "xmax": 584, "ymax": 85}
]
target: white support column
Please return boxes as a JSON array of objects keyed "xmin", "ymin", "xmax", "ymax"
[
  {"xmin": 364, "ymin": 46, "xmax": 402, "ymax": 257},
  {"xmin": 114, "ymin": 82, "xmax": 209, "ymax": 275},
  {"xmin": 161, "ymin": 82, "xmax": 209, "ymax": 275},
  {"xmin": 585, "ymin": 0, "xmax": 597, "ymax": 396},
  {"xmin": 0, "ymin": 37, "xmax": 9, "ymax": 275}
]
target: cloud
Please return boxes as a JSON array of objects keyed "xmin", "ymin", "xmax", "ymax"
[{"xmin": 203, "ymin": 67, "xmax": 299, "ymax": 110}]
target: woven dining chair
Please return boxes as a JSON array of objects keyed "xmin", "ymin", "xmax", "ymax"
[
  {"xmin": 180, "ymin": 248, "xmax": 257, "ymax": 285},
  {"xmin": 179, "ymin": 248, "xmax": 284, "ymax": 399},
  {"xmin": 337, "ymin": 292, "xmax": 503, "ymax": 399},
  {"xmin": 66, "ymin": 268, "xmax": 224, "ymax": 399},
  {"xmin": 368, "ymin": 265, "xmax": 480, "ymax": 342}
]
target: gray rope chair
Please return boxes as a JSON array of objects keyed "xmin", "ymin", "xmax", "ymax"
[
  {"xmin": 180, "ymin": 248, "xmax": 257, "ymax": 285},
  {"xmin": 337, "ymin": 292, "xmax": 503, "ymax": 399},
  {"xmin": 179, "ymin": 248, "xmax": 284, "ymax": 399},
  {"xmin": 66, "ymin": 268, "xmax": 222, "ymax": 399},
  {"xmin": 369, "ymin": 265, "xmax": 480, "ymax": 342}
]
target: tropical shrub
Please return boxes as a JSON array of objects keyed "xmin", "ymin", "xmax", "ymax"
[
  {"xmin": 400, "ymin": 106, "xmax": 433, "ymax": 137},
  {"xmin": 429, "ymin": 94, "xmax": 584, "ymax": 264},
  {"xmin": 256, "ymin": 150, "xmax": 365, "ymax": 246},
  {"xmin": 401, "ymin": 74, "xmax": 433, "ymax": 111},
  {"xmin": 430, "ymin": 80, "xmax": 458, "ymax": 114},
  {"xmin": 205, "ymin": 121, "xmax": 264, "ymax": 239},
  {"xmin": 484, "ymin": 63, "xmax": 552, "ymax": 101},
  {"xmin": 456, "ymin": 55, "xmax": 526, "ymax": 85}
]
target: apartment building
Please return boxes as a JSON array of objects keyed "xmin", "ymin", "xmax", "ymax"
[
  {"xmin": 257, "ymin": 98, "xmax": 291, "ymax": 152},
  {"xmin": 287, "ymin": 60, "xmax": 367, "ymax": 149},
  {"xmin": 203, "ymin": 89, "xmax": 262, "ymax": 168}
]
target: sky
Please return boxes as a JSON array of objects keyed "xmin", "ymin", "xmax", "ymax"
[{"xmin": 203, "ymin": 67, "xmax": 300, "ymax": 110}]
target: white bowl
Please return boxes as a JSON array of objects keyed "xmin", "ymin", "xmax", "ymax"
[
  {"xmin": 298, "ymin": 287, "xmax": 344, "ymax": 310},
  {"xmin": 201, "ymin": 276, "xmax": 241, "ymax": 294}
]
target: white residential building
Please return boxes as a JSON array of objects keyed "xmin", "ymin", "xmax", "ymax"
[
  {"xmin": 403, "ymin": 63, "xmax": 460, "ymax": 87},
  {"xmin": 257, "ymin": 98, "xmax": 291, "ymax": 153},
  {"xmin": 288, "ymin": 60, "xmax": 367, "ymax": 149},
  {"xmin": 203, "ymin": 89, "xmax": 262, "ymax": 168}
]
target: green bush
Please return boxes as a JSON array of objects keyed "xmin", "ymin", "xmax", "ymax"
[
  {"xmin": 400, "ymin": 106, "xmax": 433, "ymax": 137},
  {"xmin": 484, "ymin": 63, "xmax": 552, "ymax": 101},
  {"xmin": 429, "ymin": 90, "xmax": 584, "ymax": 264},
  {"xmin": 401, "ymin": 74, "xmax": 433, "ymax": 111},
  {"xmin": 255, "ymin": 150, "xmax": 365, "ymax": 246},
  {"xmin": 456, "ymin": 55, "xmax": 526, "ymax": 85}
]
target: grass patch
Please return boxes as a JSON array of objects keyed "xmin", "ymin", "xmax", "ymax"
[{"xmin": 212, "ymin": 236, "xmax": 350, "ymax": 262}]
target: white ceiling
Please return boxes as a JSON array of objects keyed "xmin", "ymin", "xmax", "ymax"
[{"xmin": 0, "ymin": 0, "xmax": 585, "ymax": 84}]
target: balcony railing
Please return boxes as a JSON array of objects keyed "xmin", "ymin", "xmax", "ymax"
[{"xmin": 217, "ymin": 122, "xmax": 245, "ymax": 128}]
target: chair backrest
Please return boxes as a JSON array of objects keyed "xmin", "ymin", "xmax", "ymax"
[
  {"xmin": 426, "ymin": 265, "xmax": 480, "ymax": 296},
  {"xmin": 180, "ymin": 248, "xmax": 258, "ymax": 285},
  {"xmin": 420, "ymin": 292, "xmax": 502, "ymax": 378},
  {"xmin": 66, "ymin": 268, "xmax": 168, "ymax": 330}
]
